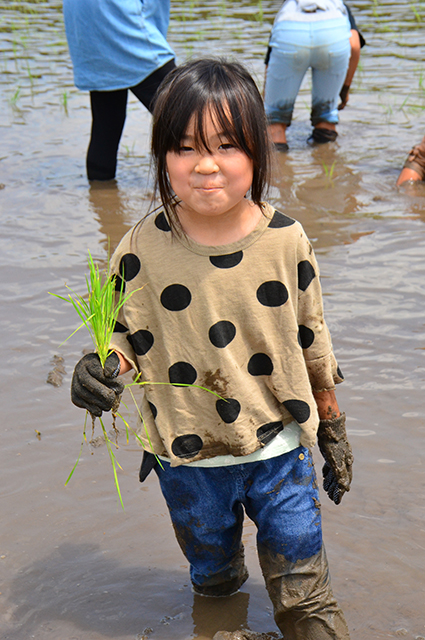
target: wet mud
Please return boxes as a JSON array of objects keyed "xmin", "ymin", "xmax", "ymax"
[
  {"xmin": 1, "ymin": 1, "xmax": 425, "ymax": 639},
  {"xmin": 46, "ymin": 355, "xmax": 66, "ymax": 387},
  {"xmin": 212, "ymin": 631, "xmax": 281, "ymax": 640}
]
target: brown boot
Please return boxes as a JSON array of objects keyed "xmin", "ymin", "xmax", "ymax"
[
  {"xmin": 402, "ymin": 135, "xmax": 425, "ymax": 180},
  {"xmin": 258, "ymin": 543, "xmax": 350, "ymax": 640}
]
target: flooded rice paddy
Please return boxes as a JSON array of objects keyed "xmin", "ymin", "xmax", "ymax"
[{"xmin": 1, "ymin": 1, "xmax": 425, "ymax": 639}]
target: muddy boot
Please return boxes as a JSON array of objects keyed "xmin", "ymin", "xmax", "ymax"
[
  {"xmin": 402, "ymin": 135, "xmax": 425, "ymax": 180},
  {"xmin": 274, "ymin": 142, "xmax": 289, "ymax": 152},
  {"xmin": 258, "ymin": 543, "xmax": 350, "ymax": 640},
  {"xmin": 307, "ymin": 128, "xmax": 338, "ymax": 145}
]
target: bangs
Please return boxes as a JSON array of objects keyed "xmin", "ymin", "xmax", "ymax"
[
  {"xmin": 167, "ymin": 98, "xmax": 254, "ymax": 161},
  {"xmin": 156, "ymin": 66, "xmax": 253, "ymax": 159}
]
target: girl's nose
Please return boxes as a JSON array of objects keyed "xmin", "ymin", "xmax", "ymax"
[{"xmin": 195, "ymin": 155, "xmax": 219, "ymax": 174}]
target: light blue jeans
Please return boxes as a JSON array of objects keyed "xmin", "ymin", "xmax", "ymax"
[{"xmin": 264, "ymin": 17, "xmax": 351, "ymax": 127}]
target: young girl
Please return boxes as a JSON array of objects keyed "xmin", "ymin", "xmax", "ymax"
[{"xmin": 71, "ymin": 58, "xmax": 353, "ymax": 640}]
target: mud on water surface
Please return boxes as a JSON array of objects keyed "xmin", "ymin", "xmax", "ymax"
[{"xmin": 1, "ymin": 1, "xmax": 425, "ymax": 639}]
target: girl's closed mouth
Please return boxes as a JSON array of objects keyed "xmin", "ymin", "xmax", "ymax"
[{"xmin": 195, "ymin": 184, "xmax": 224, "ymax": 190}]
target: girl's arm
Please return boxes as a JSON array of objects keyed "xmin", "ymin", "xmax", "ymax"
[
  {"xmin": 115, "ymin": 350, "xmax": 133, "ymax": 375},
  {"xmin": 313, "ymin": 388, "xmax": 341, "ymax": 420}
]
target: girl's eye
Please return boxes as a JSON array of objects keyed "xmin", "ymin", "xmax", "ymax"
[
  {"xmin": 219, "ymin": 143, "xmax": 234, "ymax": 150},
  {"xmin": 179, "ymin": 145, "xmax": 194, "ymax": 153}
]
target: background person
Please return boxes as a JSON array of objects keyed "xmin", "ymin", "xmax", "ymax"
[
  {"xmin": 397, "ymin": 135, "xmax": 425, "ymax": 185},
  {"xmin": 63, "ymin": 0, "xmax": 176, "ymax": 181},
  {"xmin": 264, "ymin": 0, "xmax": 365, "ymax": 151}
]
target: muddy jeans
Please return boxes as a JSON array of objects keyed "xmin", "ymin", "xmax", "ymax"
[{"xmin": 155, "ymin": 446, "xmax": 350, "ymax": 639}]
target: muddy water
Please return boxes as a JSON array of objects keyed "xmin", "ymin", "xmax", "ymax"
[{"xmin": 1, "ymin": 1, "xmax": 425, "ymax": 639}]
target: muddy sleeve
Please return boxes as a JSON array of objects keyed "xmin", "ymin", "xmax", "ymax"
[{"xmin": 297, "ymin": 236, "xmax": 344, "ymax": 392}]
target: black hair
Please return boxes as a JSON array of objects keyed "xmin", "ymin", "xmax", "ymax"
[{"xmin": 150, "ymin": 58, "xmax": 272, "ymax": 232}]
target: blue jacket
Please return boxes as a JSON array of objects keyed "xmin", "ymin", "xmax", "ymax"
[{"xmin": 63, "ymin": 0, "xmax": 175, "ymax": 91}]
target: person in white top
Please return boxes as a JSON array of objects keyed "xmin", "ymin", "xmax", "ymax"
[{"xmin": 264, "ymin": 0, "xmax": 364, "ymax": 150}]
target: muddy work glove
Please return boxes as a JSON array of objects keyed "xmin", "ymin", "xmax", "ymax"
[
  {"xmin": 317, "ymin": 413, "xmax": 353, "ymax": 505},
  {"xmin": 71, "ymin": 352, "xmax": 124, "ymax": 417}
]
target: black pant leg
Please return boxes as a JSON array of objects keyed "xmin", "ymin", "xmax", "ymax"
[
  {"xmin": 87, "ymin": 89, "xmax": 128, "ymax": 181},
  {"xmin": 130, "ymin": 58, "xmax": 176, "ymax": 113}
]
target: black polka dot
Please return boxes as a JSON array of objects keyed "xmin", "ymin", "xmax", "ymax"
[
  {"xmin": 119, "ymin": 253, "xmax": 141, "ymax": 281},
  {"xmin": 169, "ymin": 362, "xmax": 197, "ymax": 385},
  {"xmin": 113, "ymin": 320, "xmax": 128, "ymax": 334},
  {"xmin": 298, "ymin": 260, "xmax": 316, "ymax": 292},
  {"xmin": 298, "ymin": 325, "xmax": 315, "ymax": 349},
  {"xmin": 172, "ymin": 434, "xmax": 203, "ymax": 459},
  {"xmin": 283, "ymin": 399, "xmax": 311, "ymax": 424},
  {"xmin": 209, "ymin": 321, "xmax": 236, "ymax": 348},
  {"xmin": 155, "ymin": 211, "xmax": 171, "ymax": 232},
  {"xmin": 216, "ymin": 398, "xmax": 241, "ymax": 423},
  {"xmin": 257, "ymin": 281, "xmax": 288, "ymax": 307},
  {"xmin": 114, "ymin": 274, "xmax": 125, "ymax": 293},
  {"xmin": 127, "ymin": 330, "xmax": 154, "ymax": 355},
  {"xmin": 210, "ymin": 252, "xmax": 243, "ymax": 269},
  {"xmin": 268, "ymin": 210, "xmax": 295, "ymax": 228},
  {"xmin": 337, "ymin": 366, "xmax": 344, "ymax": 380},
  {"xmin": 248, "ymin": 353, "xmax": 274, "ymax": 376},
  {"xmin": 256, "ymin": 421, "xmax": 283, "ymax": 445},
  {"xmin": 148, "ymin": 401, "xmax": 158, "ymax": 419},
  {"xmin": 161, "ymin": 284, "xmax": 192, "ymax": 311}
]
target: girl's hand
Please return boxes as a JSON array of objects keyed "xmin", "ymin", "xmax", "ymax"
[
  {"xmin": 338, "ymin": 84, "xmax": 350, "ymax": 110},
  {"xmin": 317, "ymin": 413, "xmax": 353, "ymax": 505},
  {"xmin": 71, "ymin": 352, "xmax": 124, "ymax": 417}
]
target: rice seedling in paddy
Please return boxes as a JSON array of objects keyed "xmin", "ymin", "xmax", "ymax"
[
  {"xmin": 60, "ymin": 90, "xmax": 69, "ymax": 115},
  {"xmin": 254, "ymin": 0, "xmax": 264, "ymax": 24},
  {"xmin": 50, "ymin": 251, "xmax": 222, "ymax": 509},
  {"xmin": 411, "ymin": 4, "xmax": 422, "ymax": 23},
  {"xmin": 9, "ymin": 87, "xmax": 21, "ymax": 107},
  {"xmin": 321, "ymin": 160, "xmax": 336, "ymax": 186}
]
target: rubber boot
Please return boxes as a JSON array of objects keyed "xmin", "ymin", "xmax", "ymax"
[
  {"xmin": 274, "ymin": 142, "xmax": 289, "ymax": 152},
  {"xmin": 258, "ymin": 543, "xmax": 350, "ymax": 640},
  {"xmin": 307, "ymin": 128, "xmax": 338, "ymax": 145}
]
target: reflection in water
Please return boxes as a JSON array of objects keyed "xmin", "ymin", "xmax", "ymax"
[
  {"xmin": 397, "ymin": 179, "xmax": 425, "ymax": 223},
  {"xmin": 270, "ymin": 144, "xmax": 369, "ymax": 249},
  {"xmin": 88, "ymin": 181, "xmax": 135, "ymax": 254},
  {"xmin": 192, "ymin": 592, "xmax": 250, "ymax": 640},
  {"xmin": 4, "ymin": 543, "xmax": 190, "ymax": 640}
]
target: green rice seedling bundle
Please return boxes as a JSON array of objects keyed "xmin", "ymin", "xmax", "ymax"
[
  {"xmin": 50, "ymin": 250, "xmax": 222, "ymax": 508},
  {"xmin": 49, "ymin": 250, "xmax": 144, "ymax": 507}
]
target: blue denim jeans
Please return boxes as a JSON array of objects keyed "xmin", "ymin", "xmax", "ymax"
[
  {"xmin": 155, "ymin": 446, "xmax": 322, "ymax": 594},
  {"xmin": 264, "ymin": 17, "xmax": 351, "ymax": 127}
]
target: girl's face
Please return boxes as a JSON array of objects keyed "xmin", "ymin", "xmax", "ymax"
[{"xmin": 165, "ymin": 109, "xmax": 254, "ymax": 222}]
